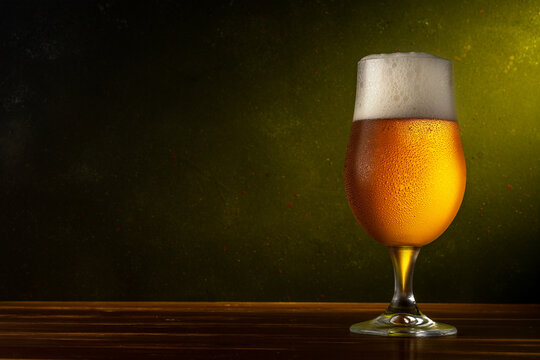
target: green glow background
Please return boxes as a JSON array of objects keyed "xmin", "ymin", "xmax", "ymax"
[{"xmin": 0, "ymin": 0, "xmax": 538, "ymax": 302}]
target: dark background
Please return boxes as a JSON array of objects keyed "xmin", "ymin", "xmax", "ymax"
[{"xmin": 1, "ymin": 0, "xmax": 538, "ymax": 302}]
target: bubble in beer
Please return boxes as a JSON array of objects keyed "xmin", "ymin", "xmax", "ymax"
[{"xmin": 353, "ymin": 52, "xmax": 456, "ymax": 122}]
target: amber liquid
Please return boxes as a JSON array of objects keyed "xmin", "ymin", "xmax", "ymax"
[{"xmin": 344, "ymin": 118, "xmax": 466, "ymax": 247}]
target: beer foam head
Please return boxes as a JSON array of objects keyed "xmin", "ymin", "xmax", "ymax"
[{"xmin": 353, "ymin": 52, "xmax": 457, "ymax": 121}]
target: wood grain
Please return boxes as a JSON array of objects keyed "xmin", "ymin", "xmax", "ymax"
[{"xmin": 0, "ymin": 302, "xmax": 538, "ymax": 359}]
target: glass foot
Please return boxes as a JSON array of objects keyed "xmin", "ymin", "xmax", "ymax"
[{"xmin": 350, "ymin": 311, "xmax": 457, "ymax": 337}]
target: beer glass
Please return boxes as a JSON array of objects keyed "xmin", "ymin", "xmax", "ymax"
[{"xmin": 344, "ymin": 53, "xmax": 466, "ymax": 336}]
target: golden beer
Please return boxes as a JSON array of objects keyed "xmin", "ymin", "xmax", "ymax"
[
  {"xmin": 345, "ymin": 118, "xmax": 466, "ymax": 247},
  {"xmin": 347, "ymin": 52, "xmax": 463, "ymax": 336}
]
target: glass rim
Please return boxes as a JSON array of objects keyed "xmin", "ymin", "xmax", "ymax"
[{"xmin": 358, "ymin": 52, "xmax": 451, "ymax": 63}]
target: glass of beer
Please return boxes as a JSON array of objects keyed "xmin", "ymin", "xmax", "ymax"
[{"xmin": 344, "ymin": 53, "xmax": 466, "ymax": 336}]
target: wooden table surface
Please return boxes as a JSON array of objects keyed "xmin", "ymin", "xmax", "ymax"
[{"xmin": 0, "ymin": 302, "xmax": 538, "ymax": 359}]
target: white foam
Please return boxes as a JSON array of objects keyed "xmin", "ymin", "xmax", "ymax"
[{"xmin": 353, "ymin": 52, "xmax": 457, "ymax": 121}]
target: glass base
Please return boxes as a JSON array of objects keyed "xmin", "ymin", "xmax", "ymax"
[{"xmin": 350, "ymin": 311, "xmax": 457, "ymax": 337}]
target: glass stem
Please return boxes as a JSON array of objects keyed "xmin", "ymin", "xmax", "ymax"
[{"xmin": 385, "ymin": 246, "xmax": 421, "ymax": 315}]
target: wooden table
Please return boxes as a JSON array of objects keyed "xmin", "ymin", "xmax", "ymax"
[{"xmin": 0, "ymin": 302, "xmax": 538, "ymax": 359}]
